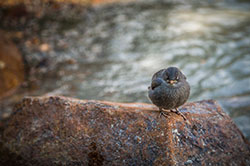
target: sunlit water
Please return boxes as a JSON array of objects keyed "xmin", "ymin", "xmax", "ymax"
[{"xmin": 1, "ymin": 1, "xmax": 250, "ymax": 139}]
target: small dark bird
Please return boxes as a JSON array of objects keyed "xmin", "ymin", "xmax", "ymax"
[{"xmin": 148, "ymin": 67, "xmax": 190, "ymax": 120}]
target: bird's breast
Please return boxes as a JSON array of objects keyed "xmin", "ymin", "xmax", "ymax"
[{"xmin": 148, "ymin": 83, "xmax": 189, "ymax": 109}]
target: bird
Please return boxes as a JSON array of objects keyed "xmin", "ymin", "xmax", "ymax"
[{"xmin": 148, "ymin": 67, "xmax": 190, "ymax": 120}]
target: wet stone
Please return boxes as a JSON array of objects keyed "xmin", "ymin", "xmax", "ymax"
[{"xmin": 1, "ymin": 96, "xmax": 250, "ymax": 165}]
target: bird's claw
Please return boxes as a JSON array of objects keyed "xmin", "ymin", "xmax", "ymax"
[
  {"xmin": 159, "ymin": 111, "xmax": 169, "ymax": 118},
  {"xmin": 158, "ymin": 108, "xmax": 187, "ymax": 121},
  {"xmin": 171, "ymin": 109, "xmax": 187, "ymax": 121},
  {"xmin": 158, "ymin": 108, "xmax": 169, "ymax": 118}
]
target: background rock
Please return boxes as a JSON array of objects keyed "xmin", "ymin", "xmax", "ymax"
[
  {"xmin": 0, "ymin": 30, "xmax": 25, "ymax": 100},
  {"xmin": 1, "ymin": 96, "xmax": 250, "ymax": 165}
]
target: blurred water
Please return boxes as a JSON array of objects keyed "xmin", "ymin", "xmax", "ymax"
[{"xmin": 1, "ymin": 0, "xmax": 250, "ymax": 139}]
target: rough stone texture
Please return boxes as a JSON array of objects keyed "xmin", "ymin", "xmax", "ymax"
[
  {"xmin": 2, "ymin": 96, "xmax": 250, "ymax": 165},
  {"xmin": 0, "ymin": 30, "xmax": 24, "ymax": 99}
]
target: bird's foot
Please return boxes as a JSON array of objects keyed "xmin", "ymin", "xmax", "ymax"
[
  {"xmin": 158, "ymin": 108, "xmax": 169, "ymax": 118},
  {"xmin": 170, "ymin": 108, "xmax": 187, "ymax": 121},
  {"xmin": 159, "ymin": 111, "xmax": 169, "ymax": 118}
]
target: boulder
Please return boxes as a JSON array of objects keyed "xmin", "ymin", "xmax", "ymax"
[
  {"xmin": 1, "ymin": 96, "xmax": 250, "ymax": 165},
  {"xmin": 0, "ymin": 30, "xmax": 25, "ymax": 99}
]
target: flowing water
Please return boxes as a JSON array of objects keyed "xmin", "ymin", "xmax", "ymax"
[{"xmin": 1, "ymin": 0, "xmax": 250, "ymax": 139}]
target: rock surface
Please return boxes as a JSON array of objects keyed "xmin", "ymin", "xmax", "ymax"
[
  {"xmin": 0, "ymin": 30, "xmax": 25, "ymax": 99},
  {"xmin": 1, "ymin": 96, "xmax": 250, "ymax": 165}
]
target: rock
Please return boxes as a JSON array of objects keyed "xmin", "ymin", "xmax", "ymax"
[
  {"xmin": 2, "ymin": 96, "xmax": 250, "ymax": 165},
  {"xmin": 0, "ymin": 30, "xmax": 25, "ymax": 99}
]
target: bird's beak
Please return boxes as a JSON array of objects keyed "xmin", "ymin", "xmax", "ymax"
[{"xmin": 169, "ymin": 80, "xmax": 177, "ymax": 85}]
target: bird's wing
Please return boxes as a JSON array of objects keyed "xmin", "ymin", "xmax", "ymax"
[{"xmin": 152, "ymin": 69, "xmax": 165, "ymax": 80}]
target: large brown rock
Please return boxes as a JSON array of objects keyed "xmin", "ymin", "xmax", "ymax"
[
  {"xmin": 0, "ymin": 30, "xmax": 25, "ymax": 99},
  {"xmin": 1, "ymin": 96, "xmax": 250, "ymax": 165}
]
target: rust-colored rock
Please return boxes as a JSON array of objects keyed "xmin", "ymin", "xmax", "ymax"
[
  {"xmin": 2, "ymin": 96, "xmax": 250, "ymax": 165},
  {"xmin": 0, "ymin": 31, "xmax": 25, "ymax": 99}
]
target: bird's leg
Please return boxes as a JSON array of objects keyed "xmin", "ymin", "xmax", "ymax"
[
  {"xmin": 170, "ymin": 108, "xmax": 187, "ymax": 121},
  {"xmin": 159, "ymin": 107, "xmax": 169, "ymax": 118}
]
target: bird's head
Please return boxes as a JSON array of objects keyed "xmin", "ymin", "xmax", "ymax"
[{"xmin": 163, "ymin": 67, "xmax": 186, "ymax": 86}]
